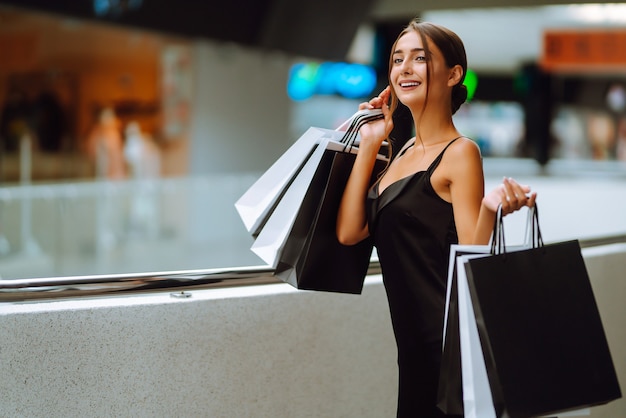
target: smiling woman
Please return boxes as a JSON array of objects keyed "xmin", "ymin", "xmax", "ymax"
[{"xmin": 336, "ymin": 19, "xmax": 537, "ymax": 417}]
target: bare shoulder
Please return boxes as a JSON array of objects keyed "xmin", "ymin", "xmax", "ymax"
[
  {"xmin": 431, "ymin": 136, "xmax": 483, "ymax": 200},
  {"xmin": 442, "ymin": 136, "xmax": 483, "ymax": 179},
  {"xmin": 447, "ymin": 136, "xmax": 481, "ymax": 160},
  {"xmin": 444, "ymin": 136, "xmax": 482, "ymax": 167}
]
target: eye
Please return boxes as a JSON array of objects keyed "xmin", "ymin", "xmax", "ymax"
[
  {"xmin": 393, "ymin": 57, "xmax": 403, "ymax": 64},
  {"xmin": 415, "ymin": 55, "xmax": 427, "ymax": 62}
]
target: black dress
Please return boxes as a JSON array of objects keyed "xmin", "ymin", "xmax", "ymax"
[{"xmin": 366, "ymin": 138, "xmax": 461, "ymax": 418}]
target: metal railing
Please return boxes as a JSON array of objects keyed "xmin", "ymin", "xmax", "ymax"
[{"xmin": 1, "ymin": 235, "xmax": 623, "ymax": 302}]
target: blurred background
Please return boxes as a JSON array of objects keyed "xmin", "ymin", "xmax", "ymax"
[{"xmin": 0, "ymin": 0, "xmax": 625, "ymax": 279}]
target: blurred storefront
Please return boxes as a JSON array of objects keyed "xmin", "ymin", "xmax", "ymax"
[
  {"xmin": 0, "ymin": 5, "xmax": 191, "ymax": 182},
  {"xmin": 0, "ymin": 3, "xmax": 625, "ymax": 280}
]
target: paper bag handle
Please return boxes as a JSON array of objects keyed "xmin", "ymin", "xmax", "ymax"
[
  {"xmin": 490, "ymin": 203, "xmax": 542, "ymax": 255},
  {"xmin": 335, "ymin": 108, "xmax": 383, "ymax": 132}
]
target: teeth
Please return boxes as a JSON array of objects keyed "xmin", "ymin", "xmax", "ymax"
[{"xmin": 400, "ymin": 82, "xmax": 420, "ymax": 87}]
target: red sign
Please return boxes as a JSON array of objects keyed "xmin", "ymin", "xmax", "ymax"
[{"xmin": 541, "ymin": 29, "xmax": 626, "ymax": 72}]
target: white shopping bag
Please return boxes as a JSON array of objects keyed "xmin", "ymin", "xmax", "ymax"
[
  {"xmin": 235, "ymin": 109, "xmax": 382, "ymax": 235},
  {"xmin": 457, "ymin": 251, "xmax": 498, "ymax": 418},
  {"xmin": 438, "ymin": 244, "xmax": 493, "ymax": 416},
  {"xmin": 250, "ymin": 133, "xmax": 386, "ymax": 268},
  {"xmin": 443, "ymin": 245, "xmax": 491, "ymax": 346},
  {"xmin": 250, "ymin": 133, "xmax": 333, "ymax": 267},
  {"xmin": 235, "ymin": 126, "xmax": 329, "ymax": 235}
]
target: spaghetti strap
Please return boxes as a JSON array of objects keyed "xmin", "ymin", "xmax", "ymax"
[
  {"xmin": 426, "ymin": 136, "xmax": 464, "ymax": 174},
  {"xmin": 397, "ymin": 138, "xmax": 416, "ymax": 158}
]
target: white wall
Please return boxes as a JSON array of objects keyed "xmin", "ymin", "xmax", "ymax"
[
  {"xmin": 479, "ymin": 156, "xmax": 626, "ymax": 248},
  {"xmin": 1, "ymin": 244, "xmax": 625, "ymax": 417},
  {"xmin": 189, "ymin": 40, "xmax": 295, "ymax": 175},
  {"xmin": 0, "ymin": 277, "xmax": 398, "ymax": 418}
]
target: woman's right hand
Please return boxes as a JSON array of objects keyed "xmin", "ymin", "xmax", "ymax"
[{"xmin": 358, "ymin": 86, "xmax": 394, "ymax": 151}]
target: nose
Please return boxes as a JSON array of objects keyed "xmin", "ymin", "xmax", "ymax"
[{"xmin": 400, "ymin": 60, "xmax": 412, "ymax": 74}]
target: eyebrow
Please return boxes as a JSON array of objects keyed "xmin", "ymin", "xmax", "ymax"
[{"xmin": 393, "ymin": 47, "xmax": 425, "ymax": 55}]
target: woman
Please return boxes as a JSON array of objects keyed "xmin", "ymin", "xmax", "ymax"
[{"xmin": 336, "ymin": 20, "xmax": 536, "ymax": 417}]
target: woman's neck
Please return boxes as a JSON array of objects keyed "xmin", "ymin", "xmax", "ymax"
[{"xmin": 410, "ymin": 106, "xmax": 459, "ymax": 146}]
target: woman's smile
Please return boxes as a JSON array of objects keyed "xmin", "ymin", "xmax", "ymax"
[{"xmin": 398, "ymin": 81, "xmax": 422, "ymax": 89}]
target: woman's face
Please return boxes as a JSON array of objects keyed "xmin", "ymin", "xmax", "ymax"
[{"xmin": 390, "ymin": 30, "xmax": 455, "ymax": 111}]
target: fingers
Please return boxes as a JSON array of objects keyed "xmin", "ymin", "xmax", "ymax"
[
  {"xmin": 499, "ymin": 177, "xmax": 522, "ymax": 213},
  {"xmin": 367, "ymin": 96, "xmax": 386, "ymax": 109},
  {"xmin": 499, "ymin": 177, "xmax": 536, "ymax": 214},
  {"xmin": 379, "ymin": 86, "xmax": 391, "ymax": 103},
  {"xmin": 360, "ymin": 86, "xmax": 391, "ymax": 110}
]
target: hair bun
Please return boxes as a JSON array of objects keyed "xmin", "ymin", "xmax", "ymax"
[{"xmin": 451, "ymin": 84, "xmax": 468, "ymax": 114}]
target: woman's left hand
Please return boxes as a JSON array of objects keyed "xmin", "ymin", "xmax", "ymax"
[{"xmin": 483, "ymin": 177, "xmax": 537, "ymax": 215}]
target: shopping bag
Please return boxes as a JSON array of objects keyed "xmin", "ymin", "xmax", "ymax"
[
  {"xmin": 249, "ymin": 110, "xmax": 385, "ymax": 269},
  {"xmin": 437, "ymin": 244, "xmax": 490, "ymax": 416},
  {"xmin": 274, "ymin": 150, "xmax": 387, "ymax": 294},
  {"xmin": 235, "ymin": 109, "xmax": 382, "ymax": 236},
  {"xmin": 457, "ymin": 253, "xmax": 594, "ymax": 418},
  {"xmin": 459, "ymin": 205, "xmax": 621, "ymax": 418},
  {"xmin": 250, "ymin": 135, "xmax": 357, "ymax": 267},
  {"xmin": 438, "ymin": 207, "xmax": 543, "ymax": 416},
  {"xmin": 235, "ymin": 126, "xmax": 328, "ymax": 236}
]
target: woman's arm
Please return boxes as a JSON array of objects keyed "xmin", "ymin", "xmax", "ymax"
[
  {"xmin": 336, "ymin": 142, "xmax": 380, "ymax": 245},
  {"xmin": 447, "ymin": 140, "xmax": 537, "ymax": 245},
  {"xmin": 447, "ymin": 139, "xmax": 485, "ymax": 245},
  {"xmin": 336, "ymin": 87, "xmax": 394, "ymax": 245}
]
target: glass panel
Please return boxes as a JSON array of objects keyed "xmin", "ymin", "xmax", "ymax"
[{"xmin": 0, "ymin": 176, "xmax": 261, "ymax": 279}]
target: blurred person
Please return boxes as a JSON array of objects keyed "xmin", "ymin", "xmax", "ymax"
[
  {"xmin": 587, "ymin": 112, "xmax": 615, "ymax": 160},
  {"xmin": 123, "ymin": 121, "xmax": 161, "ymax": 238},
  {"xmin": 606, "ymin": 83, "xmax": 626, "ymax": 161},
  {"xmin": 336, "ymin": 20, "xmax": 536, "ymax": 417},
  {"xmin": 123, "ymin": 121, "xmax": 161, "ymax": 179},
  {"xmin": 550, "ymin": 107, "xmax": 588, "ymax": 159},
  {"xmin": 86, "ymin": 106, "xmax": 126, "ymax": 179}
]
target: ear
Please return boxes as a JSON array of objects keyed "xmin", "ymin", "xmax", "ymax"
[{"xmin": 448, "ymin": 64, "xmax": 464, "ymax": 87}]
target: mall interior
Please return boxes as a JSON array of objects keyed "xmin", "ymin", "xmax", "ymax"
[{"xmin": 0, "ymin": 0, "xmax": 625, "ymax": 417}]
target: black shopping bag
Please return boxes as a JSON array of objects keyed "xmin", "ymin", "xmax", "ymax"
[
  {"xmin": 462, "ymin": 205, "xmax": 622, "ymax": 418},
  {"xmin": 275, "ymin": 151, "xmax": 386, "ymax": 294}
]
